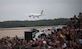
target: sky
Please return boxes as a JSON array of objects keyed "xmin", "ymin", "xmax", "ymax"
[{"xmin": 0, "ymin": 0, "xmax": 82, "ymax": 21}]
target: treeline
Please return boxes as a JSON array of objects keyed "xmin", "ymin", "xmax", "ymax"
[{"xmin": 0, "ymin": 18, "xmax": 70, "ymax": 28}]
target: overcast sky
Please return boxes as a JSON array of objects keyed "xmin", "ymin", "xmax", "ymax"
[{"xmin": 0, "ymin": 0, "xmax": 82, "ymax": 21}]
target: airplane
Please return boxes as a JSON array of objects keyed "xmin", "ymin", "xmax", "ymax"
[{"xmin": 29, "ymin": 10, "xmax": 43, "ymax": 18}]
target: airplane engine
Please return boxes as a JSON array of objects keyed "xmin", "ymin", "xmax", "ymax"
[{"xmin": 29, "ymin": 16, "xmax": 31, "ymax": 17}]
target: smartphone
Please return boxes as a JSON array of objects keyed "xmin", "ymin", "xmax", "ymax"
[{"xmin": 43, "ymin": 41, "xmax": 46, "ymax": 44}]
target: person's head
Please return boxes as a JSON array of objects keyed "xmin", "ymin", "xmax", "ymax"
[
  {"xmin": 79, "ymin": 12, "xmax": 82, "ymax": 15},
  {"xmin": 70, "ymin": 28, "xmax": 75, "ymax": 33},
  {"xmin": 62, "ymin": 27, "xmax": 67, "ymax": 31},
  {"xmin": 74, "ymin": 15, "xmax": 76, "ymax": 18},
  {"xmin": 78, "ymin": 12, "xmax": 82, "ymax": 18},
  {"xmin": 62, "ymin": 27, "xmax": 67, "ymax": 34}
]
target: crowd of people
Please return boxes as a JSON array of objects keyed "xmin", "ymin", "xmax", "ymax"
[{"xmin": 0, "ymin": 12, "xmax": 82, "ymax": 49}]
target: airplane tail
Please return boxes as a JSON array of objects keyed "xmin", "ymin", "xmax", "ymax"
[{"xmin": 41, "ymin": 10, "xmax": 43, "ymax": 14}]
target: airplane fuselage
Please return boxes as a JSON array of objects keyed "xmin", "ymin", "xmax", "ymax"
[
  {"xmin": 29, "ymin": 13, "xmax": 41, "ymax": 16},
  {"xmin": 28, "ymin": 10, "xmax": 43, "ymax": 18}
]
